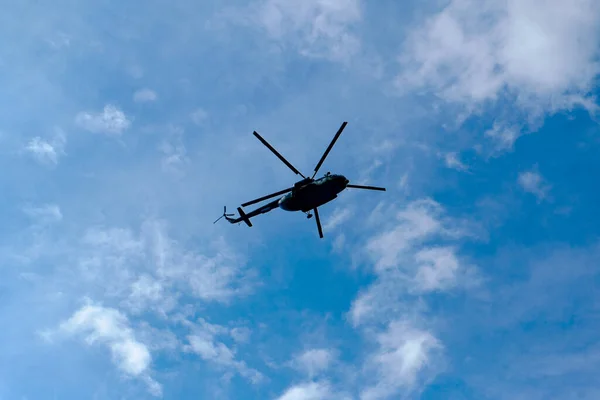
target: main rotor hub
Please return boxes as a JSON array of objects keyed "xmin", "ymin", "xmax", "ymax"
[{"xmin": 294, "ymin": 177, "xmax": 313, "ymax": 188}]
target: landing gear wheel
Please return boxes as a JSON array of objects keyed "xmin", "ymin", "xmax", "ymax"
[{"xmin": 306, "ymin": 213, "xmax": 313, "ymax": 219}]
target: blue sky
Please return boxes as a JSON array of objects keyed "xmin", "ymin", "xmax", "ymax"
[{"xmin": 2, "ymin": 0, "xmax": 600, "ymax": 399}]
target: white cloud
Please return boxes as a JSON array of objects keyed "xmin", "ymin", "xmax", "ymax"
[
  {"xmin": 129, "ymin": 276, "xmax": 165, "ymax": 305},
  {"xmin": 413, "ymin": 246, "xmax": 460, "ymax": 292},
  {"xmin": 349, "ymin": 275, "xmax": 433, "ymax": 328},
  {"xmin": 399, "ymin": 172, "xmax": 409, "ymax": 191},
  {"xmin": 190, "ymin": 108, "xmax": 208, "ymax": 125},
  {"xmin": 442, "ymin": 152, "xmax": 468, "ymax": 171},
  {"xmin": 159, "ymin": 127, "xmax": 188, "ymax": 173},
  {"xmin": 484, "ymin": 121, "xmax": 521, "ymax": 152},
  {"xmin": 70, "ymin": 220, "xmax": 256, "ymax": 322},
  {"xmin": 237, "ymin": 0, "xmax": 362, "ymax": 62},
  {"xmin": 352, "ymin": 199, "xmax": 478, "ymax": 326},
  {"xmin": 348, "ymin": 288, "xmax": 378, "ymax": 327},
  {"xmin": 133, "ymin": 88, "xmax": 158, "ymax": 103},
  {"xmin": 145, "ymin": 224, "xmax": 255, "ymax": 303},
  {"xmin": 412, "ymin": 246, "xmax": 481, "ymax": 294},
  {"xmin": 124, "ymin": 274, "xmax": 176, "ymax": 316},
  {"xmin": 82, "ymin": 226, "xmax": 144, "ymax": 258},
  {"xmin": 332, "ymin": 233, "xmax": 346, "ymax": 253},
  {"xmin": 22, "ymin": 204, "xmax": 63, "ymax": 224},
  {"xmin": 292, "ymin": 348, "xmax": 335, "ymax": 378},
  {"xmin": 397, "ymin": 0, "xmax": 600, "ymax": 114},
  {"xmin": 518, "ymin": 169, "xmax": 550, "ymax": 201},
  {"xmin": 350, "ymin": 198, "xmax": 481, "ymax": 397},
  {"xmin": 184, "ymin": 318, "xmax": 263, "ymax": 384},
  {"xmin": 59, "ymin": 301, "xmax": 161, "ymax": 396},
  {"xmin": 230, "ymin": 327, "xmax": 252, "ymax": 343},
  {"xmin": 323, "ymin": 207, "xmax": 352, "ymax": 232},
  {"xmin": 361, "ymin": 320, "xmax": 443, "ymax": 400},
  {"xmin": 25, "ymin": 138, "xmax": 61, "ymax": 165},
  {"xmin": 24, "ymin": 128, "xmax": 66, "ymax": 165},
  {"xmin": 275, "ymin": 381, "xmax": 337, "ymax": 400},
  {"xmin": 136, "ymin": 323, "xmax": 180, "ymax": 353},
  {"xmin": 366, "ymin": 199, "xmax": 453, "ymax": 272},
  {"xmin": 26, "ymin": 137, "xmax": 57, "ymax": 163},
  {"xmin": 75, "ymin": 104, "xmax": 131, "ymax": 135},
  {"xmin": 25, "ymin": 211, "xmax": 259, "ymax": 395},
  {"xmin": 187, "ymin": 335, "xmax": 235, "ymax": 365}
]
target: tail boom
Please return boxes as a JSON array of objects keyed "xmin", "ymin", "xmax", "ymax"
[{"xmin": 217, "ymin": 199, "xmax": 280, "ymax": 227}]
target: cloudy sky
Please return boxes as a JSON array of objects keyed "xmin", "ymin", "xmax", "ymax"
[{"xmin": 2, "ymin": 0, "xmax": 600, "ymax": 399}]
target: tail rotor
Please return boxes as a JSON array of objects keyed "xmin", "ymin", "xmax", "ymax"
[{"xmin": 214, "ymin": 206, "xmax": 235, "ymax": 224}]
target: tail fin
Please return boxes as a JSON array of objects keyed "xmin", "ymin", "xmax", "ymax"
[
  {"xmin": 214, "ymin": 206, "xmax": 235, "ymax": 224},
  {"xmin": 237, "ymin": 207, "xmax": 252, "ymax": 227}
]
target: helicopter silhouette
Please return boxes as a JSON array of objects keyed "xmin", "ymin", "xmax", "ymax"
[{"xmin": 214, "ymin": 121, "xmax": 386, "ymax": 238}]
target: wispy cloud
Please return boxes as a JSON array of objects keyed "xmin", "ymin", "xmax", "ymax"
[
  {"xmin": 159, "ymin": 126, "xmax": 188, "ymax": 174},
  {"xmin": 22, "ymin": 204, "xmax": 63, "ymax": 224},
  {"xmin": 227, "ymin": 0, "xmax": 362, "ymax": 62},
  {"xmin": 190, "ymin": 108, "xmax": 208, "ymax": 126},
  {"xmin": 349, "ymin": 198, "xmax": 480, "ymax": 397},
  {"xmin": 397, "ymin": 0, "xmax": 600, "ymax": 113},
  {"xmin": 75, "ymin": 105, "xmax": 131, "ymax": 135},
  {"xmin": 3, "ymin": 0, "xmax": 599, "ymax": 398},
  {"xmin": 133, "ymin": 88, "xmax": 158, "ymax": 103},
  {"xmin": 183, "ymin": 318, "xmax": 263, "ymax": 384},
  {"xmin": 27, "ymin": 215, "xmax": 260, "ymax": 395},
  {"xmin": 484, "ymin": 121, "xmax": 521, "ymax": 152},
  {"xmin": 323, "ymin": 207, "xmax": 353, "ymax": 232},
  {"xmin": 79, "ymin": 221, "xmax": 256, "ymax": 310},
  {"xmin": 24, "ymin": 129, "xmax": 66, "ymax": 165},
  {"xmin": 413, "ymin": 246, "xmax": 470, "ymax": 293},
  {"xmin": 365, "ymin": 199, "xmax": 467, "ymax": 273},
  {"xmin": 292, "ymin": 348, "xmax": 336, "ymax": 378},
  {"xmin": 441, "ymin": 151, "xmax": 469, "ymax": 171},
  {"xmin": 518, "ymin": 169, "xmax": 551, "ymax": 201},
  {"xmin": 123, "ymin": 274, "xmax": 176, "ymax": 317},
  {"xmin": 230, "ymin": 326, "xmax": 252, "ymax": 344},
  {"xmin": 58, "ymin": 301, "xmax": 161, "ymax": 397},
  {"xmin": 275, "ymin": 381, "xmax": 344, "ymax": 400},
  {"xmin": 361, "ymin": 320, "xmax": 443, "ymax": 400}
]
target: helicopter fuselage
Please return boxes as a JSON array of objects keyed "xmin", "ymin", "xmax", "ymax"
[{"xmin": 278, "ymin": 174, "xmax": 349, "ymax": 212}]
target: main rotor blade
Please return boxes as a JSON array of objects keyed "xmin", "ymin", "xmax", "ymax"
[
  {"xmin": 346, "ymin": 184, "xmax": 386, "ymax": 191},
  {"xmin": 313, "ymin": 207, "xmax": 323, "ymax": 239},
  {"xmin": 312, "ymin": 121, "xmax": 347, "ymax": 179},
  {"xmin": 241, "ymin": 187, "xmax": 293, "ymax": 207},
  {"xmin": 253, "ymin": 131, "xmax": 305, "ymax": 178}
]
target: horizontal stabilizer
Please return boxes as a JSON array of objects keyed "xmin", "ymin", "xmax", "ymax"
[{"xmin": 237, "ymin": 207, "xmax": 252, "ymax": 227}]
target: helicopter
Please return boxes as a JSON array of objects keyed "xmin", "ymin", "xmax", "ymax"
[{"xmin": 214, "ymin": 121, "xmax": 386, "ymax": 238}]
